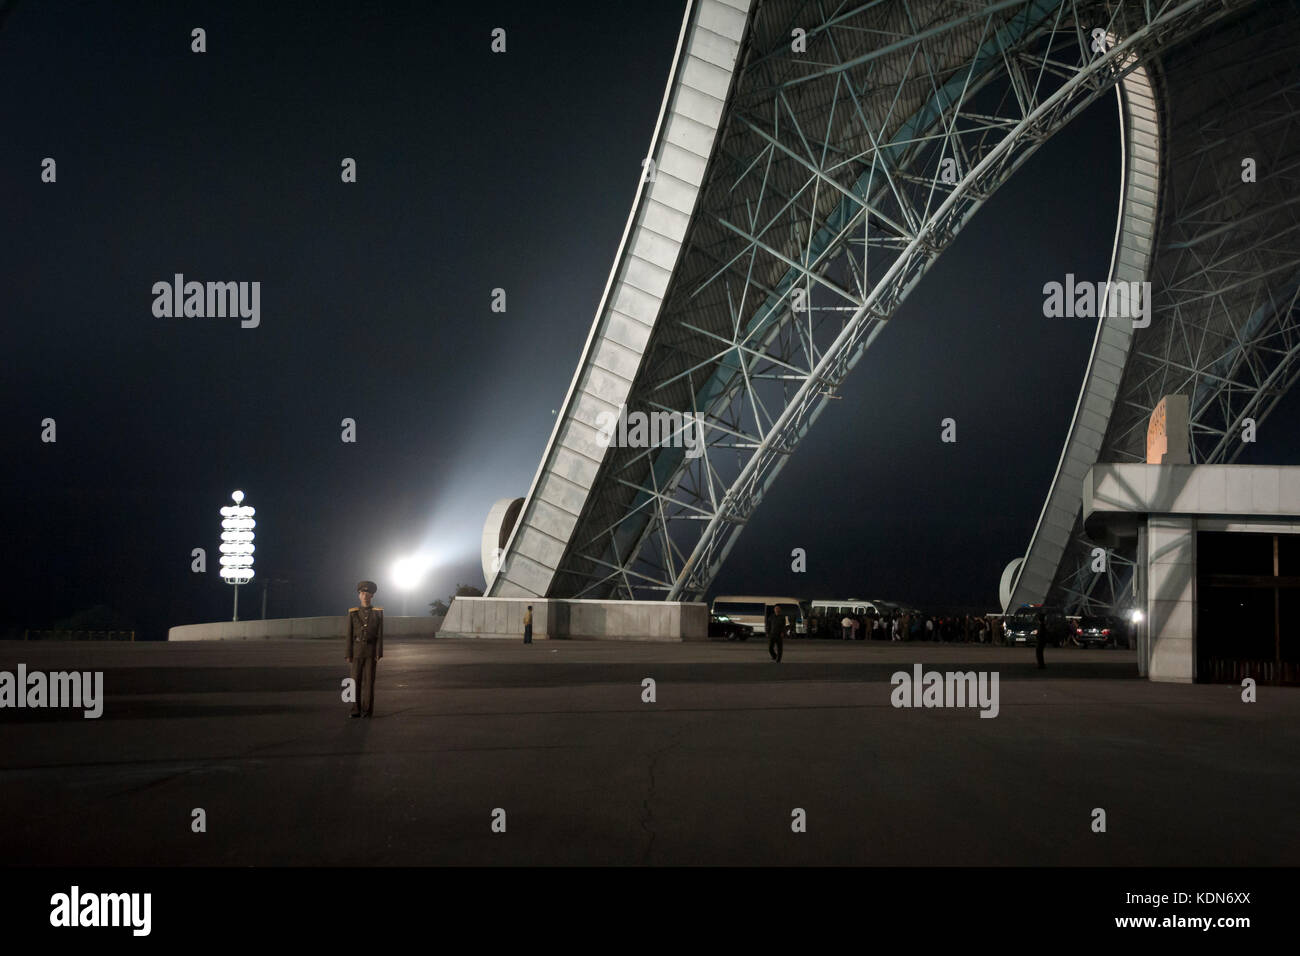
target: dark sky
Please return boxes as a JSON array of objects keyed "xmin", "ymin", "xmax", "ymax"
[{"xmin": 3, "ymin": 1, "xmax": 1298, "ymax": 638}]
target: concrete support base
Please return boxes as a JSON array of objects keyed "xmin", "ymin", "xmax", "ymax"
[{"xmin": 441, "ymin": 597, "xmax": 708, "ymax": 642}]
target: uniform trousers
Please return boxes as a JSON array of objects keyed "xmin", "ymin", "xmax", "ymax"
[{"xmin": 351, "ymin": 648, "xmax": 376, "ymax": 715}]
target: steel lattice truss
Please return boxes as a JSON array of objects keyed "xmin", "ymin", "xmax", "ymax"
[
  {"xmin": 548, "ymin": 0, "xmax": 1248, "ymax": 601},
  {"xmin": 1053, "ymin": 2, "xmax": 1300, "ymax": 614}
]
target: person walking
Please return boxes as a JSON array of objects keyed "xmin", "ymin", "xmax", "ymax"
[
  {"xmin": 841, "ymin": 614, "xmax": 853, "ymax": 641},
  {"xmin": 346, "ymin": 580, "xmax": 384, "ymax": 718},
  {"xmin": 769, "ymin": 604, "xmax": 788, "ymax": 663},
  {"xmin": 1035, "ymin": 610, "xmax": 1049, "ymax": 669},
  {"xmin": 523, "ymin": 604, "xmax": 533, "ymax": 644}
]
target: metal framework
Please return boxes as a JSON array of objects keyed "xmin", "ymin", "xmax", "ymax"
[
  {"xmin": 543, "ymin": 0, "xmax": 1253, "ymax": 601},
  {"xmin": 1052, "ymin": 4, "xmax": 1300, "ymax": 613}
]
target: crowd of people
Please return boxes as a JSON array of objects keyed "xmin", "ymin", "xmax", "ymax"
[{"xmin": 808, "ymin": 610, "xmax": 1003, "ymax": 643}]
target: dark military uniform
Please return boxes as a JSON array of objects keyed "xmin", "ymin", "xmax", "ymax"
[
  {"xmin": 347, "ymin": 581, "xmax": 384, "ymax": 717},
  {"xmin": 768, "ymin": 608, "xmax": 787, "ymax": 663}
]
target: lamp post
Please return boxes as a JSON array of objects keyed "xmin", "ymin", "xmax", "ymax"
[
  {"xmin": 259, "ymin": 575, "xmax": 290, "ymax": 620},
  {"xmin": 220, "ymin": 490, "xmax": 256, "ymax": 621}
]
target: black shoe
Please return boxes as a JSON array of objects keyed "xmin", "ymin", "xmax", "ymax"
[{"xmin": 350, "ymin": 712, "xmax": 360, "ymax": 718}]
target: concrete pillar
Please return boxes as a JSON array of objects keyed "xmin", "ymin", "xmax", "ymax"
[
  {"xmin": 1146, "ymin": 516, "xmax": 1196, "ymax": 682},
  {"xmin": 1136, "ymin": 520, "xmax": 1148, "ymax": 678}
]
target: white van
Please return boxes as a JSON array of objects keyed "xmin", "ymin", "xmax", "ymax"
[{"xmin": 711, "ymin": 596, "xmax": 807, "ymax": 635}]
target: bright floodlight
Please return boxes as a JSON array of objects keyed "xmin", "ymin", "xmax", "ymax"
[
  {"xmin": 220, "ymin": 491, "xmax": 255, "ymax": 585},
  {"xmin": 1129, "ymin": 609, "xmax": 1144, "ymax": 623},
  {"xmin": 392, "ymin": 554, "xmax": 432, "ymax": 591}
]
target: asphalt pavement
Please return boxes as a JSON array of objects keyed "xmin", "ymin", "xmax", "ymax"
[{"xmin": 2, "ymin": 637, "xmax": 1296, "ymax": 865}]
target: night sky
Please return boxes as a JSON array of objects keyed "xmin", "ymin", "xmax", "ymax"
[{"xmin": 4, "ymin": 1, "xmax": 1298, "ymax": 639}]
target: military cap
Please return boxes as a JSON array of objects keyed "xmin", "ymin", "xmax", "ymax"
[{"xmin": 356, "ymin": 580, "xmax": 378, "ymax": 594}]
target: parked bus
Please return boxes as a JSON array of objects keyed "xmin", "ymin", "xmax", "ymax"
[
  {"xmin": 872, "ymin": 599, "xmax": 923, "ymax": 617},
  {"xmin": 811, "ymin": 599, "xmax": 882, "ymax": 617},
  {"xmin": 808, "ymin": 599, "xmax": 883, "ymax": 638},
  {"xmin": 711, "ymin": 596, "xmax": 808, "ymax": 635}
]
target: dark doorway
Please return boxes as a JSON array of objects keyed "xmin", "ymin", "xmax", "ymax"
[{"xmin": 1197, "ymin": 531, "xmax": 1300, "ymax": 685}]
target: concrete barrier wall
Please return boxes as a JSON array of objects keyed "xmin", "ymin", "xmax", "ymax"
[
  {"xmin": 169, "ymin": 615, "xmax": 444, "ymax": 642},
  {"xmin": 174, "ymin": 602, "xmax": 706, "ymax": 642},
  {"xmin": 443, "ymin": 598, "xmax": 548, "ymax": 639},
  {"xmin": 442, "ymin": 598, "xmax": 706, "ymax": 641}
]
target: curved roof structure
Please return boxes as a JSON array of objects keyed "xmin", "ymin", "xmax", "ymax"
[
  {"xmin": 489, "ymin": 0, "xmax": 1298, "ymax": 611},
  {"xmin": 1044, "ymin": 1, "xmax": 1300, "ymax": 611},
  {"xmin": 1005, "ymin": 45, "xmax": 1160, "ymax": 610},
  {"xmin": 489, "ymin": 0, "xmax": 752, "ymax": 597}
]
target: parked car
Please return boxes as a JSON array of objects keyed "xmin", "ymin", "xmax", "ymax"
[
  {"xmin": 1003, "ymin": 605, "xmax": 1071, "ymax": 647},
  {"xmin": 709, "ymin": 613, "xmax": 753, "ymax": 641},
  {"xmin": 1073, "ymin": 615, "xmax": 1121, "ymax": 648},
  {"xmin": 1002, "ymin": 612, "xmax": 1038, "ymax": 645}
]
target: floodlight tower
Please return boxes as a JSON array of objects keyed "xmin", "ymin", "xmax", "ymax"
[{"xmin": 220, "ymin": 490, "xmax": 256, "ymax": 621}]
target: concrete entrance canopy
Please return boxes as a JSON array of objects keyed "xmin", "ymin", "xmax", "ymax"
[{"xmin": 1082, "ymin": 463, "xmax": 1300, "ymax": 682}]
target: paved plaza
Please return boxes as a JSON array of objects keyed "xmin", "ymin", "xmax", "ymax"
[{"xmin": 2, "ymin": 638, "xmax": 1296, "ymax": 865}]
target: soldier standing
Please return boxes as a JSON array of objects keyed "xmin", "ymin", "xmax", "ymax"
[
  {"xmin": 346, "ymin": 580, "xmax": 384, "ymax": 717},
  {"xmin": 523, "ymin": 604, "xmax": 533, "ymax": 644}
]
